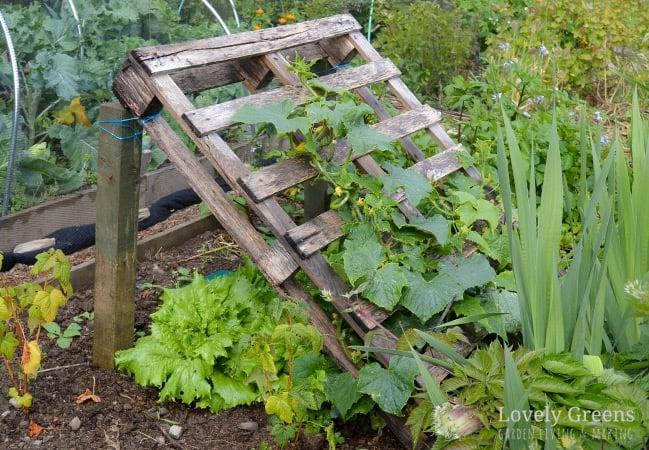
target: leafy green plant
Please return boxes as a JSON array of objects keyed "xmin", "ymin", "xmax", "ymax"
[
  {"xmin": 490, "ymin": 0, "xmax": 649, "ymax": 105},
  {"xmin": 496, "ymin": 109, "xmax": 617, "ymax": 356},
  {"xmin": 42, "ymin": 321, "xmax": 81, "ymax": 349},
  {"xmin": 596, "ymin": 92, "xmax": 649, "ymax": 352},
  {"xmin": 233, "ymin": 59, "xmax": 496, "ymax": 322},
  {"xmin": 115, "ymin": 259, "xmax": 344, "ymax": 448},
  {"xmin": 0, "ymin": 249, "xmax": 73, "ymax": 412},
  {"xmin": 373, "ymin": 0, "xmax": 477, "ymax": 101},
  {"xmin": 417, "ymin": 341, "xmax": 648, "ymax": 448}
]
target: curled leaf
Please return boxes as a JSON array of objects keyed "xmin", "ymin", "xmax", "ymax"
[
  {"xmin": 28, "ymin": 419, "xmax": 43, "ymax": 437},
  {"xmin": 76, "ymin": 388, "xmax": 101, "ymax": 404},
  {"xmin": 21, "ymin": 340, "xmax": 42, "ymax": 378}
]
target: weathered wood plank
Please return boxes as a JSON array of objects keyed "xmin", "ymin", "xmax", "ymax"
[
  {"xmin": 132, "ymin": 14, "xmax": 361, "ymax": 75},
  {"xmin": 285, "ymin": 210, "xmax": 344, "ymax": 258},
  {"xmin": 237, "ymin": 106, "xmax": 440, "ymax": 202},
  {"xmin": 132, "ymin": 66, "xmax": 370, "ymax": 339},
  {"xmin": 258, "ymin": 53, "xmax": 402, "ymax": 330},
  {"xmin": 142, "ymin": 114, "xmax": 298, "ymax": 285},
  {"xmin": 410, "ymin": 144, "xmax": 464, "ymax": 181},
  {"xmin": 0, "ymin": 157, "xmax": 215, "ymax": 253},
  {"xmin": 346, "ymin": 31, "xmax": 483, "ymax": 183},
  {"xmin": 93, "ymin": 102, "xmax": 142, "ymax": 369},
  {"xmin": 238, "ymin": 157, "xmax": 313, "ymax": 203},
  {"xmin": 183, "ymin": 59, "xmax": 401, "ymax": 136},
  {"xmin": 321, "ymin": 35, "xmax": 426, "ymax": 162},
  {"xmin": 113, "ymin": 64, "xmax": 161, "ymax": 117}
]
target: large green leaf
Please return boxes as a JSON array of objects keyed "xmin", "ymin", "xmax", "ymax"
[
  {"xmin": 325, "ymin": 372, "xmax": 362, "ymax": 419},
  {"xmin": 402, "ymin": 254, "xmax": 495, "ymax": 322},
  {"xmin": 36, "ymin": 52, "xmax": 80, "ymax": 100},
  {"xmin": 347, "ymin": 124, "xmax": 394, "ymax": 156},
  {"xmin": 0, "ymin": 331, "xmax": 19, "ymax": 359},
  {"xmin": 210, "ymin": 371, "xmax": 257, "ymax": 408},
  {"xmin": 342, "ymin": 225, "xmax": 385, "ymax": 284},
  {"xmin": 362, "ymin": 263, "xmax": 408, "ymax": 310},
  {"xmin": 357, "ymin": 356, "xmax": 418, "ymax": 415},
  {"xmin": 411, "ymin": 215, "xmax": 449, "ymax": 243},
  {"xmin": 504, "ymin": 346, "xmax": 531, "ymax": 450},
  {"xmin": 232, "ymin": 100, "xmax": 309, "ymax": 134},
  {"xmin": 382, "ymin": 162, "xmax": 432, "ymax": 206}
]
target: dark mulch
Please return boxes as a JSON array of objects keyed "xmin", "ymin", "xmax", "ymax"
[{"xmin": 0, "ymin": 226, "xmax": 402, "ymax": 450}]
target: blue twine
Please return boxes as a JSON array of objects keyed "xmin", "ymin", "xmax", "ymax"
[{"xmin": 97, "ymin": 112, "xmax": 161, "ymax": 141}]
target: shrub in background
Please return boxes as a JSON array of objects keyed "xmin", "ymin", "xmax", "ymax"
[
  {"xmin": 491, "ymin": 0, "xmax": 649, "ymax": 107},
  {"xmin": 374, "ymin": 0, "xmax": 477, "ymax": 101}
]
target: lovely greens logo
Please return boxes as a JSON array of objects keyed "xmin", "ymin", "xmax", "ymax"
[{"xmin": 498, "ymin": 405, "xmax": 635, "ymax": 427}]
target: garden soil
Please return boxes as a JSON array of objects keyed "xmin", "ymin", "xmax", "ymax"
[{"xmin": 0, "ymin": 209, "xmax": 401, "ymax": 450}]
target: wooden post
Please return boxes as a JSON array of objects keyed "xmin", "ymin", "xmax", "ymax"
[{"xmin": 93, "ymin": 102, "xmax": 142, "ymax": 368}]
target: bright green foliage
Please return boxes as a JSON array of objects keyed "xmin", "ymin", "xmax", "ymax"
[
  {"xmin": 234, "ymin": 61, "xmax": 495, "ymax": 318},
  {"xmin": 357, "ymin": 357, "xmax": 419, "ymax": 416},
  {"xmin": 43, "ymin": 322, "xmax": 81, "ymax": 349},
  {"xmin": 382, "ymin": 163, "xmax": 432, "ymax": 207},
  {"xmin": 599, "ymin": 94, "xmax": 649, "ymax": 351},
  {"xmin": 496, "ymin": 110, "xmax": 617, "ymax": 356},
  {"xmin": 116, "ymin": 261, "xmax": 291, "ymax": 411},
  {"xmin": 232, "ymin": 100, "xmax": 310, "ymax": 134},
  {"xmin": 418, "ymin": 341, "xmax": 649, "ymax": 448},
  {"xmin": 324, "ymin": 372, "xmax": 362, "ymax": 419},
  {"xmin": 116, "ymin": 260, "xmax": 348, "ymax": 447},
  {"xmin": 491, "ymin": 0, "xmax": 649, "ymax": 102},
  {"xmin": 402, "ymin": 255, "xmax": 495, "ymax": 322},
  {"xmin": 0, "ymin": 249, "xmax": 72, "ymax": 412},
  {"xmin": 374, "ymin": 0, "xmax": 476, "ymax": 100}
]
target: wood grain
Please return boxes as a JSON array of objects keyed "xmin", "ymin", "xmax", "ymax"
[
  {"xmin": 285, "ymin": 210, "xmax": 344, "ymax": 258},
  {"xmin": 133, "ymin": 14, "xmax": 361, "ymax": 75},
  {"xmin": 183, "ymin": 59, "xmax": 401, "ymax": 136},
  {"xmin": 237, "ymin": 106, "xmax": 440, "ymax": 203},
  {"xmin": 93, "ymin": 102, "xmax": 142, "ymax": 369},
  {"xmin": 143, "ymin": 115, "xmax": 298, "ymax": 285}
]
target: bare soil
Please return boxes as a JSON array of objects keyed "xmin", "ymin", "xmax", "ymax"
[{"xmin": 0, "ymin": 210, "xmax": 401, "ymax": 450}]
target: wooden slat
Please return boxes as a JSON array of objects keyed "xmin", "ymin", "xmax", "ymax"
[
  {"xmin": 259, "ymin": 52, "xmax": 406, "ymax": 330},
  {"xmin": 238, "ymin": 43, "xmax": 330, "ymax": 91},
  {"xmin": 345, "ymin": 31, "xmax": 483, "ymax": 183},
  {"xmin": 410, "ymin": 144, "xmax": 464, "ymax": 181},
  {"xmin": 285, "ymin": 210, "xmax": 344, "ymax": 258},
  {"xmin": 143, "ymin": 115, "xmax": 298, "ymax": 286},
  {"xmin": 320, "ymin": 37, "xmax": 427, "ymax": 163},
  {"xmin": 130, "ymin": 66, "xmax": 371, "ymax": 339},
  {"xmin": 238, "ymin": 157, "xmax": 314, "ymax": 202},
  {"xmin": 238, "ymin": 105, "xmax": 440, "ymax": 202},
  {"xmin": 183, "ymin": 59, "xmax": 401, "ymax": 136},
  {"xmin": 133, "ymin": 14, "xmax": 361, "ymax": 75},
  {"xmin": 113, "ymin": 64, "xmax": 161, "ymax": 116}
]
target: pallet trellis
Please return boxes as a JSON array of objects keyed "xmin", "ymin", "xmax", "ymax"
[{"xmin": 107, "ymin": 14, "xmax": 482, "ymax": 447}]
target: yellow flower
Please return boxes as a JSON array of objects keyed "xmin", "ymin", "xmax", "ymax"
[
  {"xmin": 255, "ymin": 7, "xmax": 264, "ymax": 15},
  {"xmin": 334, "ymin": 186, "xmax": 344, "ymax": 197},
  {"xmin": 295, "ymin": 142, "xmax": 305, "ymax": 153},
  {"xmin": 253, "ymin": 24, "xmax": 262, "ymax": 31},
  {"xmin": 356, "ymin": 197, "xmax": 365, "ymax": 206},
  {"xmin": 286, "ymin": 12, "xmax": 296, "ymax": 21},
  {"xmin": 278, "ymin": 16, "xmax": 287, "ymax": 25}
]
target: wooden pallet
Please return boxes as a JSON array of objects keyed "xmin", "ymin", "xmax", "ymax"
[{"xmin": 112, "ymin": 14, "xmax": 480, "ymax": 447}]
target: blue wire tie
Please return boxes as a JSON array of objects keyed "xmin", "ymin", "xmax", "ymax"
[{"xmin": 97, "ymin": 112, "xmax": 161, "ymax": 141}]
